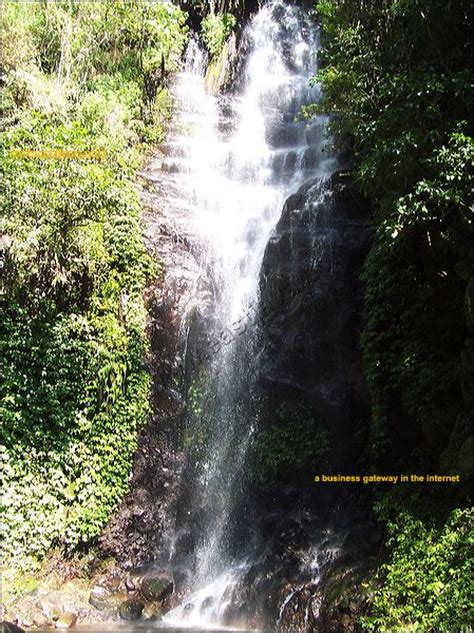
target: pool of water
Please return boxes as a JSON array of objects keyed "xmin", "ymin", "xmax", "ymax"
[{"xmin": 36, "ymin": 628, "xmax": 273, "ymax": 633}]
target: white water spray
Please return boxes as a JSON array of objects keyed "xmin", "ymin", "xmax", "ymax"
[{"xmin": 149, "ymin": 3, "xmax": 333, "ymax": 628}]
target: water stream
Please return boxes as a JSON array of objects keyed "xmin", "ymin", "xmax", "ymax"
[{"xmin": 145, "ymin": 2, "xmax": 335, "ymax": 628}]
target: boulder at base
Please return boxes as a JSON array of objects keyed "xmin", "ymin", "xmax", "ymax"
[
  {"xmin": 55, "ymin": 613, "xmax": 77, "ymax": 629},
  {"xmin": 139, "ymin": 573, "xmax": 173, "ymax": 602},
  {"xmin": 118, "ymin": 599, "xmax": 144, "ymax": 621},
  {"xmin": 88, "ymin": 586, "xmax": 128, "ymax": 611},
  {"xmin": 1, "ymin": 623, "xmax": 25, "ymax": 633}
]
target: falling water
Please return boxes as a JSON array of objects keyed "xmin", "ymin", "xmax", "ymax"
[{"xmin": 147, "ymin": 2, "xmax": 335, "ymax": 628}]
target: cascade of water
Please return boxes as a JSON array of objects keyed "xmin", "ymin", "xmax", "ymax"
[{"xmin": 149, "ymin": 2, "xmax": 335, "ymax": 628}]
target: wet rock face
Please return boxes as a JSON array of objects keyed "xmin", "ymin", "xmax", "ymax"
[
  {"xmin": 97, "ymin": 148, "xmax": 215, "ymax": 568},
  {"xmin": 223, "ymin": 497, "xmax": 381, "ymax": 632},
  {"xmin": 205, "ymin": 33, "xmax": 239, "ymax": 95},
  {"xmin": 241, "ymin": 172, "xmax": 377, "ymax": 631},
  {"xmin": 258, "ymin": 171, "xmax": 373, "ymax": 470}
]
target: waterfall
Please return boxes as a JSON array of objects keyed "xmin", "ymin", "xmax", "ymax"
[{"xmin": 146, "ymin": 2, "xmax": 335, "ymax": 628}]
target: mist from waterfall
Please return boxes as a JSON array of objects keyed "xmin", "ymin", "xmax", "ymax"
[{"xmin": 152, "ymin": 2, "xmax": 334, "ymax": 628}]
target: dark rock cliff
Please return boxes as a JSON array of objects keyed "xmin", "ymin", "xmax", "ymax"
[
  {"xmin": 235, "ymin": 171, "xmax": 379, "ymax": 632},
  {"xmin": 258, "ymin": 170, "xmax": 373, "ymax": 473},
  {"xmin": 98, "ymin": 154, "xmax": 214, "ymax": 571}
]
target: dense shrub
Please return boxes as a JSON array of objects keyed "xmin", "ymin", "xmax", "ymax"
[
  {"xmin": 201, "ymin": 12, "xmax": 236, "ymax": 58},
  {"xmin": 314, "ymin": 1, "xmax": 473, "ymax": 627},
  {"xmin": 0, "ymin": 114, "xmax": 155, "ymax": 566},
  {"xmin": 361, "ymin": 131, "xmax": 473, "ymax": 455},
  {"xmin": 361, "ymin": 506, "xmax": 473, "ymax": 631},
  {"xmin": 315, "ymin": 0, "xmax": 473, "ymax": 465},
  {"xmin": 249, "ymin": 403, "xmax": 329, "ymax": 484},
  {"xmin": 0, "ymin": 0, "xmax": 187, "ymax": 584}
]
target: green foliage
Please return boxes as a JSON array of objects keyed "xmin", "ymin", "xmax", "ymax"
[
  {"xmin": 316, "ymin": 2, "xmax": 474, "ymax": 629},
  {"xmin": 361, "ymin": 131, "xmax": 473, "ymax": 452},
  {"xmin": 201, "ymin": 12, "xmax": 236, "ymax": 59},
  {"xmin": 0, "ymin": 0, "xmax": 184, "ymax": 579},
  {"xmin": 1, "ymin": 1, "xmax": 188, "ymax": 83},
  {"xmin": 1, "ymin": 114, "xmax": 154, "ymax": 562},
  {"xmin": 315, "ymin": 0, "xmax": 472, "ymax": 212},
  {"xmin": 361, "ymin": 507, "xmax": 474, "ymax": 631},
  {"xmin": 315, "ymin": 0, "xmax": 474, "ymax": 463},
  {"xmin": 1, "ymin": 2, "xmax": 38, "ymax": 74},
  {"xmin": 181, "ymin": 375, "xmax": 218, "ymax": 464},
  {"xmin": 249, "ymin": 403, "xmax": 329, "ymax": 484}
]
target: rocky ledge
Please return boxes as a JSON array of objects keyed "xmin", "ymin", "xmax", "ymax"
[{"xmin": 1, "ymin": 569, "xmax": 174, "ymax": 630}]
